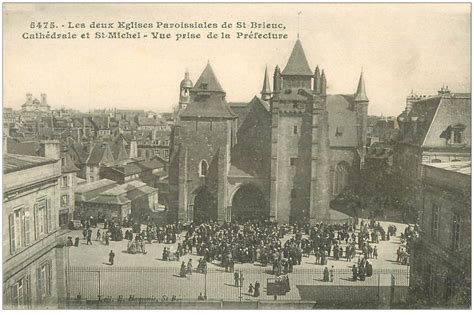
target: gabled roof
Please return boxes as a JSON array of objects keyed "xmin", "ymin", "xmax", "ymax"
[
  {"xmin": 192, "ymin": 62, "xmax": 225, "ymax": 93},
  {"xmin": 281, "ymin": 39, "xmax": 313, "ymax": 76},
  {"xmin": 62, "ymin": 155, "xmax": 80, "ymax": 173},
  {"xmin": 86, "ymin": 143, "xmax": 113, "ymax": 165}
]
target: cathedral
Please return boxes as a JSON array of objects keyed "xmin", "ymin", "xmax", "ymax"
[{"xmin": 169, "ymin": 39, "xmax": 368, "ymax": 224}]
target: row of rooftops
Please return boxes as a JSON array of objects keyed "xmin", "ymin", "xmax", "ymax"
[{"xmin": 75, "ymin": 179, "xmax": 157, "ymax": 206}]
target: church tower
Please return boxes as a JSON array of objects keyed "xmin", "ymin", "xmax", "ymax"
[
  {"xmin": 170, "ymin": 62, "xmax": 237, "ymax": 224},
  {"xmin": 269, "ymin": 39, "xmax": 331, "ymax": 224}
]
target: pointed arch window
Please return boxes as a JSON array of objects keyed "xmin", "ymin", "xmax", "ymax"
[
  {"xmin": 333, "ymin": 162, "xmax": 350, "ymax": 195},
  {"xmin": 199, "ymin": 160, "xmax": 208, "ymax": 177}
]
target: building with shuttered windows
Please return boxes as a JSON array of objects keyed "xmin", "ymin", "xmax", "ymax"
[{"xmin": 3, "ymin": 153, "xmax": 67, "ymax": 309}]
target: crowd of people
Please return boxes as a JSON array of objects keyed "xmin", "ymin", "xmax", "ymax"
[{"xmin": 67, "ymin": 213, "xmax": 414, "ymax": 299}]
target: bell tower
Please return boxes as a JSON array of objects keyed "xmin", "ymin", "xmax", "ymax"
[{"xmin": 179, "ymin": 70, "xmax": 193, "ymax": 110}]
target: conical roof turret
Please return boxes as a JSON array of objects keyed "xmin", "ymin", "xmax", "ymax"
[
  {"xmin": 192, "ymin": 61, "xmax": 225, "ymax": 93},
  {"xmin": 282, "ymin": 39, "xmax": 313, "ymax": 76},
  {"xmin": 355, "ymin": 71, "xmax": 369, "ymax": 102}
]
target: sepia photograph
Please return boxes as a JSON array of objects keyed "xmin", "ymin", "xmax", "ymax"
[{"xmin": 2, "ymin": 2, "xmax": 471, "ymax": 310}]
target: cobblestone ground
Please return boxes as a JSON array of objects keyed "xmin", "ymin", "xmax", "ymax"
[{"xmin": 67, "ymin": 221, "xmax": 410, "ymax": 301}]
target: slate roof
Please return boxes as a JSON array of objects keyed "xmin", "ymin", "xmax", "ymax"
[
  {"xmin": 326, "ymin": 95, "xmax": 358, "ymax": 147},
  {"xmin": 192, "ymin": 62, "xmax": 225, "ymax": 93},
  {"xmin": 4, "ymin": 153, "xmax": 57, "ymax": 174},
  {"xmin": 281, "ymin": 39, "xmax": 313, "ymax": 76},
  {"xmin": 423, "ymin": 161, "xmax": 471, "ymax": 176},
  {"xmin": 397, "ymin": 94, "xmax": 470, "ymax": 148},
  {"xmin": 109, "ymin": 163, "xmax": 143, "ymax": 176},
  {"xmin": 229, "ymin": 102, "xmax": 251, "ymax": 126},
  {"xmin": 86, "ymin": 143, "xmax": 111, "ymax": 165},
  {"xmin": 228, "ymin": 165, "xmax": 254, "ymax": 178},
  {"xmin": 422, "ymin": 95, "xmax": 471, "ymax": 148},
  {"xmin": 75, "ymin": 178, "xmax": 116, "ymax": 194},
  {"xmin": 180, "ymin": 94, "xmax": 237, "ymax": 119},
  {"xmin": 62, "ymin": 156, "xmax": 80, "ymax": 173},
  {"xmin": 7, "ymin": 138, "xmax": 40, "ymax": 156},
  {"xmin": 136, "ymin": 159, "xmax": 165, "ymax": 170}
]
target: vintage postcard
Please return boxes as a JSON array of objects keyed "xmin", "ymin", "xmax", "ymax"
[{"xmin": 2, "ymin": 2, "xmax": 471, "ymax": 310}]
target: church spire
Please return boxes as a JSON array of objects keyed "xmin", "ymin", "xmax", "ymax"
[
  {"xmin": 273, "ymin": 65, "xmax": 281, "ymax": 93},
  {"xmin": 192, "ymin": 62, "xmax": 225, "ymax": 94},
  {"xmin": 320, "ymin": 69, "xmax": 327, "ymax": 96},
  {"xmin": 281, "ymin": 39, "xmax": 313, "ymax": 76},
  {"xmin": 355, "ymin": 71, "xmax": 369, "ymax": 102},
  {"xmin": 313, "ymin": 66, "xmax": 321, "ymax": 93},
  {"xmin": 261, "ymin": 66, "xmax": 272, "ymax": 101}
]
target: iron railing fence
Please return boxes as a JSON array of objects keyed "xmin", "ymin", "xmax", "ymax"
[{"xmin": 66, "ymin": 266, "xmax": 409, "ymax": 302}]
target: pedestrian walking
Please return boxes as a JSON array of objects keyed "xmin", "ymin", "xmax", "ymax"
[
  {"xmin": 109, "ymin": 250, "xmax": 115, "ymax": 265},
  {"xmin": 234, "ymin": 271, "xmax": 239, "ymax": 287}
]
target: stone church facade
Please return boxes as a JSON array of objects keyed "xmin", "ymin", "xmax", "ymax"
[{"xmin": 169, "ymin": 39, "xmax": 368, "ymax": 224}]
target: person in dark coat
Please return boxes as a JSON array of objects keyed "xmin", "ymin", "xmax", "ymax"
[
  {"xmin": 74, "ymin": 237, "xmax": 80, "ymax": 247},
  {"xmin": 234, "ymin": 271, "xmax": 240, "ymax": 287},
  {"xmin": 323, "ymin": 267, "xmax": 330, "ymax": 282},
  {"xmin": 109, "ymin": 250, "xmax": 115, "ymax": 265},
  {"xmin": 359, "ymin": 267, "xmax": 366, "ymax": 281},
  {"xmin": 366, "ymin": 261, "xmax": 373, "ymax": 277},
  {"xmin": 253, "ymin": 281, "xmax": 260, "ymax": 297},
  {"xmin": 352, "ymin": 264, "xmax": 358, "ymax": 281},
  {"xmin": 180, "ymin": 262, "xmax": 186, "ymax": 277}
]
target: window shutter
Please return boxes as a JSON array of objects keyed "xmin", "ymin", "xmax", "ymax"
[
  {"xmin": 11, "ymin": 283, "xmax": 18, "ymax": 306},
  {"xmin": 46, "ymin": 199, "xmax": 52, "ymax": 233},
  {"xmin": 21, "ymin": 209, "xmax": 26, "ymax": 248},
  {"xmin": 34, "ymin": 204, "xmax": 39, "ymax": 241},
  {"xmin": 9, "ymin": 213, "xmax": 15, "ymax": 254},
  {"xmin": 25, "ymin": 275, "xmax": 31, "ymax": 307},
  {"xmin": 47, "ymin": 261, "xmax": 52, "ymax": 295},
  {"xmin": 24, "ymin": 208, "xmax": 31, "ymax": 246},
  {"xmin": 36, "ymin": 267, "xmax": 42, "ymax": 302}
]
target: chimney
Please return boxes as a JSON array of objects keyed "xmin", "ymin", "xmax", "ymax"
[
  {"xmin": 40, "ymin": 140, "xmax": 60, "ymax": 159},
  {"xmin": 41, "ymin": 93, "xmax": 47, "ymax": 105},
  {"xmin": 26, "ymin": 93, "xmax": 33, "ymax": 105}
]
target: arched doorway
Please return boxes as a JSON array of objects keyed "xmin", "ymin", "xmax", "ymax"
[
  {"xmin": 231, "ymin": 184, "xmax": 267, "ymax": 222},
  {"xmin": 191, "ymin": 186, "xmax": 217, "ymax": 224}
]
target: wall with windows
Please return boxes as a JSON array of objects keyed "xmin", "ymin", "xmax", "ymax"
[
  {"xmin": 410, "ymin": 162, "xmax": 471, "ymax": 307},
  {"xmin": 3, "ymin": 158, "xmax": 65, "ymax": 309},
  {"xmin": 59, "ymin": 172, "xmax": 77, "ymax": 226}
]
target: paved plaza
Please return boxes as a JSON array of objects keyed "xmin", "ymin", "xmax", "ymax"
[{"xmin": 66, "ymin": 220, "xmax": 410, "ymax": 301}]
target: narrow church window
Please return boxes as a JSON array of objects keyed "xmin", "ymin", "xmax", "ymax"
[
  {"xmin": 290, "ymin": 157, "xmax": 298, "ymax": 166},
  {"xmin": 199, "ymin": 160, "xmax": 208, "ymax": 177},
  {"xmin": 293, "ymin": 126, "xmax": 298, "ymax": 135},
  {"xmin": 291, "ymin": 189, "xmax": 297, "ymax": 199}
]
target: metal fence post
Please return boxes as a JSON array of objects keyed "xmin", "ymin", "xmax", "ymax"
[{"xmin": 98, "ymin": 270, "xmax": 101, "ymax": 299}]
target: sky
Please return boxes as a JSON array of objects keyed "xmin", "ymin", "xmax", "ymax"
[{"xmin": 3, "ymin": 3, "xmax": 471, "ymax": 116}]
